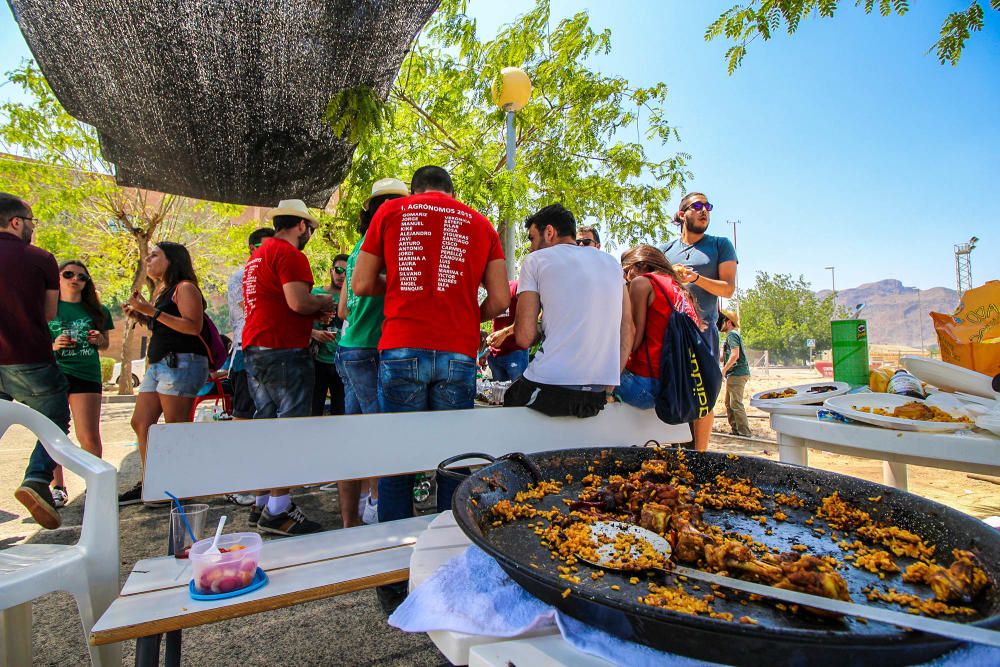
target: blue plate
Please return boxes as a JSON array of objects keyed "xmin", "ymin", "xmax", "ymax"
[{"xmin": 189, "ymin": 567, "xmax": 268, "ymax": 601}]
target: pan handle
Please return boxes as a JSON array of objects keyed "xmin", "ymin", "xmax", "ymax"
[
  {"xmin": 498, "ymin": 452, "xmax": 543, "ymax": 484},
  {"xmin": 436, "ymin": 452, "xmax": 496, "ymax": 482}
]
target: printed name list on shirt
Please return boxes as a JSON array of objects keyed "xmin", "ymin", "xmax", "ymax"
[{"xmin": 397, "ymin": 202, "xmax": 473, "ymax": 293}]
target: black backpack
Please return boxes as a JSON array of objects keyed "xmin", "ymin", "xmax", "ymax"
[{"xmin": 646, "ymin": 280, "xmax": 723, "ymax": 424}]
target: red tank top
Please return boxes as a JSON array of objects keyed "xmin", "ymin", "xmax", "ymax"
[{"xmin": 625, "ymin": 274, "xmax": 700, "ymax": 378}]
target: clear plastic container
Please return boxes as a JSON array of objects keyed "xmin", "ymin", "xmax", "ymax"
[{"xmin": 189, "ymin": 532, "xmax": 262, "ymax": 595}]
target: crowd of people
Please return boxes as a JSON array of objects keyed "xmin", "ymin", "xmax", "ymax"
[{"xmin": 1, "ymin": 175, "xmax": 752, "ymax": 547}]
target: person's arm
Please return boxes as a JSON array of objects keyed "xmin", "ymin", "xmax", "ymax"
[
  {"xmin": 282, "ymin": 282, "xmax": 332, "ymax": 315},
  {"xmin": 723, "ymin": 347, "xmax": 740, "ymax": 374},
  {"xmin": 337, "ymin": 281, "xmax": 349, "ymax": 320},
  {"xmin": 619, "ymin": 285, "xmax": 635, "ymax": 374},
  {"xmin": 351, "ymin": 251, "xmax": 386, "ymax": 296},
  {"xmin": 627, "ymin": 277, "xmax": 652, "ymax": 354},
  {"xmin": 677, "ymin": 260, "xmax": 736, "ymax": 299},
  {"xmin": 514, "ymin": 291, "xmax": 541, "ymax": 349},
  {"xmin": 479, "ymin": 259, "xmax": 511, "ymax": 322},
  {"xmin": 44, "ymin": 289, "xmax": 59, "ymax": 321},
  {"xmin": 131, "ymin": 282, "xmax": 203, "ymax": 335}
]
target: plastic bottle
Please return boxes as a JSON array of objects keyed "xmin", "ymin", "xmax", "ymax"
[{"xmin": 886, "ymin": 370, "xmax": 925, "ymax": 399}]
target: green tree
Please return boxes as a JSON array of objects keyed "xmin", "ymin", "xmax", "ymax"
[
  {"xmin": 708, "ymin": 1, "xmax": 999, "ymax": 74},
  {"xmin": 0, "ymin": 62, "xmax": 243, "ymax": 393},
  {"xmin": 325, "ymin": 0, "xmax": 691, "ymax": 256},
  {"xmin": 737, "ymin": 272, "xmax": 846, "ymax": 364}
]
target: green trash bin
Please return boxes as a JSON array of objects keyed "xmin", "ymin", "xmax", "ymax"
[{"xmin": 832, "ymin": 319, "xmax": 869, "ymax": 387}]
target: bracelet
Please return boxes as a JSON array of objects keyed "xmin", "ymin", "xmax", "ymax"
[
  {"xmin": 151, "ymin": 308, "xmax": 163, "ymax": 322},
  {"xmin": 693, "ymin": 274, "xmax": 701, "ymax": 284}
]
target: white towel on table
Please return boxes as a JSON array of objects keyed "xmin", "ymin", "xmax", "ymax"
[{"xmin": 389, "ymin": 546, "xmax": 999, "ymax": 667}]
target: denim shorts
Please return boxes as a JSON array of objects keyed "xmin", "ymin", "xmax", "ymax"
[
  {"xmin": 618, "ymin": 370, "xmax": 660, "ymax": 410},
  {"xmin": 138, "ymin": 353, "xmax": 210, "ymax": 397}
]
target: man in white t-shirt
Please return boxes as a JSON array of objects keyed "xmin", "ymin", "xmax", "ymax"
[{"xmin": 503, "ymin": 204, "xmax": 633, "ymax": 417}]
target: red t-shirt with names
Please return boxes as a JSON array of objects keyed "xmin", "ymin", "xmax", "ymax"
[
  {"xmin": 242, "ymin": 237, "xmax": 315, "ymax": 349},
  {"xmin": 490, "ymin": 280, "xmax": 525, "ymax": 355},
  {"xmin": 361, "ymin": 191, "xmax": 504, "ymax": 358}
]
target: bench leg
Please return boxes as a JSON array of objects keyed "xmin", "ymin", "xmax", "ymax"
[
  {"xmin": 165, "ymin": 630, "xmax": 182, "ymax": 667},
  {"xmin": 777, "ymin": 433, "xmax": 808, "ymax": 467},
  {"xmin": 882, "ymin": 461, "xmax": 908, "ymax": 491},
  {"xmin": 0, "ymin": 602, "xmax": 32, "ymax": 666},
  {"xmin": 135, "ymin": 633, "xmax": 162, "ymax": 667}
]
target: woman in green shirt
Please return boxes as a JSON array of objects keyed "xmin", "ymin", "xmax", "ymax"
[{"xmin": 47, "ymin": 260, "xmax": 113, "ymax": 507}]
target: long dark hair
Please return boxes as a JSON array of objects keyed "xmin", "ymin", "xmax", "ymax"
[
  {"xmin": 621, "ymin": 244, "xmax": 692, "ymax": 299},
  {"xmin": 154, "ymin": 241, "xmax": 200, "ymax": 297},
  {"xmin": 59, "ymin": 259, "xmax": 107, "ymax": 330},
  {"xmin": 358, "ymin": 194, "xmax": 404, "ymax": 235}
]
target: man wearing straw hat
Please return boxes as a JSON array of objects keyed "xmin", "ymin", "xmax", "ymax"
[
  {"xmin": 242, "ymin": 198, "xmax": 334, "ymax": 535},
  {"xmin": 719, "ymin": 309, "xmax": 752, "ymax": 437}
]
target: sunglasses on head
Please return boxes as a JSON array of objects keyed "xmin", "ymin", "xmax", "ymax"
[
  {"xmin": 685, "ymin": 201, "xmax": 713, "ymax": 212},
  {"xmin": 333, "ymin": 266, "xmax": 346, "ymax": 275},
  {"xmin": 61, "ymin": 270, "xmax": 89, "ymax": 281},
  {"xmin": 576, "ymin": 238, "xmax": 596, "ymax": 247}
]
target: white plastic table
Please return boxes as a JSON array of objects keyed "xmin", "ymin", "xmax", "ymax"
[
  {"xmin": 770, "ymin": 413, "xmax": 1000, "ymax": 491},
  {"xmin": 409, "ymin": 512, "xmax": 613, "ymax": 667}
]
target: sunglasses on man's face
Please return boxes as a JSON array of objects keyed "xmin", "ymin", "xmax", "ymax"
[
  {"xmin": 61, "ymin": 271, "xmax": 89, "ymax": 281},
  {"xmin": 576, "ymin": 238, "xmax": 596, "ymax": 247},
  {"xmin": 685, "ymin": 201, "xmax": 713, "ymax": 212},
  {"xmin": 333, "ymin": 266, "xmax": 346, "ymax": 275}
]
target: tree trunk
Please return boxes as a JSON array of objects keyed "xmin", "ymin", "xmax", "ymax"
[{"xmin": 116, "ymin": 230, "xmax": 152, "ymax": 395}]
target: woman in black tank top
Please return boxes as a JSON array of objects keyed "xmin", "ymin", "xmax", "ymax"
[{"xmin": 120, "ymin": 242, "xmax": 209, "ymax": 505}]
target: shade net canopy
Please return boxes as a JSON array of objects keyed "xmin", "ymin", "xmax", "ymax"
[{"xmin": 8, "ymin": 0, "xmax": 439, "ymax": 207}]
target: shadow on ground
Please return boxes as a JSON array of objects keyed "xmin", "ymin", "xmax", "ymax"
[{"xmin": 26, "ymin": 450, "xmax": 445, "ymax": 666}]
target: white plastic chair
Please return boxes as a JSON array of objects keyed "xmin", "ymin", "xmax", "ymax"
[{"xmin": 0, "ymin": 399, "xmax": 121, "ymax": 666}]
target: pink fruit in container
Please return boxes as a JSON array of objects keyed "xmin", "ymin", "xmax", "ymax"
[{"xmin": 189, "ymin": 532, "xmax": 262, "ymax": 595}]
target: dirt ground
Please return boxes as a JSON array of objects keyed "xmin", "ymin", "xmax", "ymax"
[{"xmin": 0, "ymin": 368, "xmax": 997, "ymax": 665}]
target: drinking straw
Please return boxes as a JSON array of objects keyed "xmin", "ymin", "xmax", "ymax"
[{"xmin": 165, "ymin": 490, "xmax": 197, "ymax": 543}]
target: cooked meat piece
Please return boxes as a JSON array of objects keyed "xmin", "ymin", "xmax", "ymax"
[
  {"xmin": 903, "ymin": 550, "xmax": 989, "ymax": 602},
  {"xmin": 640, "ymin": 503, "xmax": 672, "ymax": 535},
  {"xmin": 893, "ymin": 402, "xmax": 935, "ymax": 421},
  {"xmin": 704, "ymin": 540, "xmax": 784, "ymax": 583},
  {"xmin": 670, "ymin": 513, "xmax": 712, "ymax": 564},
  {"xmin": 776, "ymin": 555, "xmax": 852, "ymax": 603}
]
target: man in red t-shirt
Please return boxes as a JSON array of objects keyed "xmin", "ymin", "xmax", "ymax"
[
  {"xmin": 352, "ymin": 166, "xmax": 509, "ymax": 528},
  {"xmin": 483, "ymin": 280, "xmax": 529, "ymax": 381},
  {"xmin": 242, "ymin": 198, "xmax": 334, "ymax": 536},
  {"xmin": 0, "ymin": 193, "xmax": 71, "ymax": 530}
]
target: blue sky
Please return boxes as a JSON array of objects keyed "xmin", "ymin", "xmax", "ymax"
[{"xmin": 2, "ymin": 1, "xmax": 998, "ymax": 294}]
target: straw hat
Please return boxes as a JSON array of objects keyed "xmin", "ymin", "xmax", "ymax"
[
  {"xmin": 720, "ymin": 309, "xmax": 739, "ymax": 328},
  {"xmin": 363, "ymin": 177, "xmax": 409, "ymax": 210},
  {"xmin": 264, "ymin": 199, "xmax": 318, "ymax": 225}
]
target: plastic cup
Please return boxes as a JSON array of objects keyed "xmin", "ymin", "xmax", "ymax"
[
  {"xmin": 189, "ymin": 532, "xmax": 263, "ymax": 594},
  {"xmin": 170, "ymin": 503, "xmax": 209, "ymax": 559}
]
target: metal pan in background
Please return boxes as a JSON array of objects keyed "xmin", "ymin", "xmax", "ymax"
[{"xmin": 452, "ymin": 447, "xmax": 1000, "ymax": 667}]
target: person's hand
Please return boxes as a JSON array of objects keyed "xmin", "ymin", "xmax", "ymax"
[
  {"xmin": 311, "ymin": 330, "xmax": 336, "ymax": 343},
  {"xmin": 52, "ymin": 334, "xmax": 75, "ymax": 350},
  {"xmin": 86, "ymin": 329, "xmax": 102, "ymax": 345},
  {"xmin": 674, "ymin": 264, "xmax": 699, "ymax": 285},
  {"xmin": 486, "ymin": 327, "xmax": 512, "ymax": 348},
  {"xmin": 127, "ymin": 290, "xmax": 155, "ymax": 317}
]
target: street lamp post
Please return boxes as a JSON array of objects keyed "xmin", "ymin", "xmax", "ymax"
[
  {"xmin": 492, "ymin": 67, "xmax": 532, "ymax": 279},
  {"xmin": 728, "ymin": 219, "xmax": 741, "ymax": 321},
  {"xmin": 825, "ymin": 266, "xmax": 836, "ymax": 320}
]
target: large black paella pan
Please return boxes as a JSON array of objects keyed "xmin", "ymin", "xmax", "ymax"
[{"xmin": 450, "ymin": 447, "xmax": 1000, "ymax": 666}]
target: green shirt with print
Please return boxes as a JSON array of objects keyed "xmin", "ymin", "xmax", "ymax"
[
  {"xmin": 338, "ymin": 239, "xmax": 385, "ymax": 349},
  {"xmin": 723, "ymin": 330, "xmax": 750, "ymax": 377},
  {"xmin": 48, "ymin": 301, "xmax": 114, "ymax": 383},
  {"xmin": 311, "ymin": 286, "xmax": 340, "ymax": 364}
]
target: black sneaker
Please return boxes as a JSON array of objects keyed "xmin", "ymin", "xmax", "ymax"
[
  {"xmin": 15, "ymin": 480, "xmax": 62, "ymax": 529},
  {"xmin": 257, "ymin": 503, "xmax": 322, "ymax": 536},
  {"xmin": 118, "ymin": 481, "xmax": 143, "ymax": 506},
  {"xmin": 248, "ymin": 504, "xmax": 264, "ymax": 528},
  {"xmin": 52, "ymin": 485, "xmax": 69, "ymax": 509},
  {"xmin": 376, "ymin": 582, "xmax": 408, "ymax": 615}
]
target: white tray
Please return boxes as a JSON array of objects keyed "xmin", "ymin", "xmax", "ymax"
[
  {"xmin": 824, "ymin": 394, "xmax": 973, "ymax": 433},
  {"xmin": 901, "ymin": 357, "xmax": 995, "ymax": 399},
  {"xmin": 750, "ymin": 381, "xmax": 850, "ymax": 405}
]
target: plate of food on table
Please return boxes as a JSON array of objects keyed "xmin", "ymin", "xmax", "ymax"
[
  {"xmin": 750, "ymin": 381, "xmax": 851, "ymax": 413},
  {"xmin": 824, "ymin": 393, "xmax": 975, "ymax": 433}
]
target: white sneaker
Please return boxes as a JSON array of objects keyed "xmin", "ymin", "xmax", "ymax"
[
  {"xmin": 51, "ymin": 486, "xmax": 69, "ymax": 509},
  {"xmin": 225, "ymin": 493, "xmax": 256, "ymax": 506},
  {"xmin": 362, "ymin": 496, "xmax": 379, "ymax": 525}
]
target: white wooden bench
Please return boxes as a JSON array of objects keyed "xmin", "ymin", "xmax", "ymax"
[{"xmin": 90, "ymin": 404, "xmax": 690, "ymax": 665}]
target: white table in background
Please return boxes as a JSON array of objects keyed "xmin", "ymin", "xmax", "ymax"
[
  {"xmin": 409, "ymin": 511, "xmax": 613, "ymax": 667},
  {"xmin": 770, "ymin": 413, "xmax": 1000, "ymax": 491}
]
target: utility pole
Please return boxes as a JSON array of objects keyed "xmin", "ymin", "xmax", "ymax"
[
  {"xmin": 728, "ymin": 219, "xmax": 741, "ymax": 321},
  {"xmin": 954, "ymin": 236, "xmax": 978, "ymax": 297}
]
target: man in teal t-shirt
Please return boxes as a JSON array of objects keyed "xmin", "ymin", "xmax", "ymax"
[
  {"xmin": 720, "ymin": 309, "xmax": 751, "ymax": 437},
  {"xmin": 309, "ymin": 254, "xmax": 348, "ymax": 416}
]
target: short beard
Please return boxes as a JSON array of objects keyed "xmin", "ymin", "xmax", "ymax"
[
  {"xmin": 21, "ymin": 226, "xmax": 33, "ymax": 243},
  {"xmin": 296, "ymin": 232, "xmax": 310, "ymax": 250},
  {"xmin": 684, "ymin": 218, "xmax": 709, "ymax": 235}
]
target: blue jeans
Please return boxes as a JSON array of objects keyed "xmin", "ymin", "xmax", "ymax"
[
  {"xmin": 377, "ymin": 348, "xmax": 477, "ymax": 522},
  {"xmin": 0, "ymin": 362, "xmax": 70, "ymax": 485},
  {"xmin": 335, "ymin": 346, "xmax": 381, "ymax": 415},
  {"xmin": 618, "ymin": 370, "xmax": 660, "ymax": 410},
  {"xmin": 243, "ymin": 347, "xmax": 314, "ymax": 419},
  {"xmin": 486, "ymin": 349, "xmax": 529, "ymax": 382}
]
